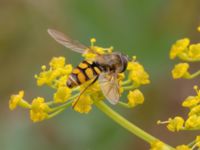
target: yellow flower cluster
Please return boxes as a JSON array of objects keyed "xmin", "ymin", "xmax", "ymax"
[
  {"xmin": 82, "ymin": 38, "xmax": 113, "ymax": 60},
  {"xmin": 9, "ymin": 91, "xmax": 51, "ymax": 122},
  {"xmin": 35, "ymin": 57, "xmax": 72, "ymax": 87},
  {"xmin": 30, "ymin": 97, "xmax": 51, "ymax": 122},
  {"xmin": 170, "ymin": 27, "xmax": 200, "ymax": 80},
  {"xmin": 127, "ymin": 60, "xmax": 150, "ymax": 86},
  {"xmin": 127, "ymin": 89, "xmax": 144, "ymax": 107},
  {"xmin": 9, "ymin": 38, "xmax": 150, "ymax": 122},
  {"xmin": 54, "ymin": 86, "xmax": 72, "ymax": 103},
  {"xmin": 158, "ymin": 86, "xmax": 200, "ymax": 131},
  {"xmin": 170, "ymin": 38, "xmax": 200, "ymax": 61}
]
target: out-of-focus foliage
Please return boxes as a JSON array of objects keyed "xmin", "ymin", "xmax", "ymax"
[{"xmin": 1, "ymin": 0, "xmax": 200, "ymax": 150}]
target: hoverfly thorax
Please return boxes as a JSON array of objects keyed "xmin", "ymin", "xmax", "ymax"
[{"xmin": 95, "ymin": 52, "xmax": 129, "ymax": 73}]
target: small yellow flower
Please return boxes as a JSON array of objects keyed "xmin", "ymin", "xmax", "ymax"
[
  {"xmin": 30, "ymin": 97, "xmax": 51, "ymax": 122},
  {"xmin": 127, "ymin": 89, "xmax": 144, "ymax": 107},
  {"xmin": 188, "ymin": 43, "xmax": 200, "ymax": 59},
  {"xmin": 9, "ymin": 91, "xmax": 25, "ymax": 110},
  {"xmin": 90, "ymin": 38, "xmax": 96, "ymax": 44},
  {"xmin": 150, "ymin": 140, "xmax": 169, "ymax": 150},
  {"xmin": 185, "ymin": 115, "xmax": 200, "ymax": 129},
  {"xmin": 189, "ymin": 105, "xmax": 200, "ymax": 116},
  {"xmin": 171, "ymin": 63, "xmax": 189, "ymax": 79},
  {"xmin": 176, "ymin": 145, "xmax": 190, "ymax": 150},
  {"xmin": 127, "ymin": 62, "xmax": 150, "ymax": 85},
  {"xmin": 166, "ymin": 116, "xmax": 184, "ymax": 132},
  {"xmin": 195, "ymin": 135, "xmax": 200, "ymax": 148},
  {"xmin": 82, "ymin": 52, "xmax": 97, "ymax": 60},
  {"xmin": 169, "ymin": 38, "xmax": 190, "ymax": 59},
  {"xmin": 54, "ymin": 87, "xmax": 72, "ymax": 103},
  {"xmin": 35, "ymin": 62, "xmax": 72, "ymax": 87},
  {"xmin": 62, "ymin": 64, "xmax": 73, "ymax": 75},
  {"xmin": 182, "ymin": 96, "xmax": 200, "ymax": 108},
  {"xmin": 55, "ymin": 75, "xmax": 68, "ymax": 88},
  {"xmin": 73, "ymin": 95, "xmax": 93, "ymax": 113},
  {"xmin": 49, "ymin": 57, "xmax": 65, "ymax": 69},
  {"xmin": 35, "ymin": 70, "xmax": 59, "ymax": 86}
]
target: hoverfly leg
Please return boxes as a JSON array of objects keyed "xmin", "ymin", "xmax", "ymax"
[{"xmin": 72, "ymin": 76, "xmax": 99, "ymax": 109}]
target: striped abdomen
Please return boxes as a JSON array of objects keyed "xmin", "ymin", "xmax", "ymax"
[{"xmin": 67, "ymin": 60, "xmax": 102, "ymax": 88}]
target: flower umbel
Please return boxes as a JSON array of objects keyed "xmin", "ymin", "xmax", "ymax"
[
  {"xmin": 9, "ymin": 38, "xmax": 150, "ymax": 121},
  {"xmin": 9, "ymin": 36, "xmax": 176, "ymax": 149}
]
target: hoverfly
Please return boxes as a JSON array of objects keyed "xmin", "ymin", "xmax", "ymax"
[{"xmin": 47, "ymin": 29, "xmax": 129, "ymax": 106}]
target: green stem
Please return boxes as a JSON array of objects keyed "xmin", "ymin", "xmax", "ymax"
[
  {"xmin": 47, "ymin": 108, "xmax": 65, "ymax": 119},
  {"xmin": 187, "ymin": 140, "xmax": 195, "ymax": 148},
  {"xmin": 50, "ymin": 100, "xmax": 73, "ymax": 112},
  {"xmin": 123, "ymin": 84, "xmax": 138, "ymax": 91},
  {"xmin": 186, "ymin": 70, "xmax": 200, "ymax": 79},
  {"xmin": 178, "ymin": 53, "xmax": 200, "ymax": 62},
  {"xmin": 48, "ymin": 101, "xmax": 73, "ymax": 119},
  {"xmin": 118, "ymin": 101, "xmax": 131, "ymax": 108},
  {"xmin": 47, "ymin": 93, "xmax": 79, "ymax": 106},
  {"xmin": 122, "ymin": 79, "xmax": 131, "ymax": 86},
  {"xmin": 95, "ymin": 101, "xmax": 175, "ymax": 149}
]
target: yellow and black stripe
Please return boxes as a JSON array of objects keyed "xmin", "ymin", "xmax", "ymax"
[{"xmin": 67, "ymin": 60, "xmax": 102, "ymax": 88}]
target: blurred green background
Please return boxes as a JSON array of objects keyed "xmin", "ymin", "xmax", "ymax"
[{"xmin": 1, "ymin": 0, "xmax": 200, "ymax": 149}]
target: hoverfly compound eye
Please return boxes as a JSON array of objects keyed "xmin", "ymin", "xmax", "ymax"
[{"xmin": 118, "ymin": 54, "xmax": 128, "ymax": 73}]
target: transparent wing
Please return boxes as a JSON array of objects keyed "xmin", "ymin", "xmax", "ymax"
[
  {"xmin": 98, "ymin": 73, "xmax": 120, "ymax": 104},
  {"xmin": 47, "ymin": 29, "xmax": 89, "ymax": 54}
]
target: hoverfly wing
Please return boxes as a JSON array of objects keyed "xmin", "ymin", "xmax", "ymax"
[
  {"xmin": 98, "ymin": 73, "xmax": 120, "ymax": 104},
  {"xmin": 47, "ymin": 29, "xmax": 89, "ymax": 54}
]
